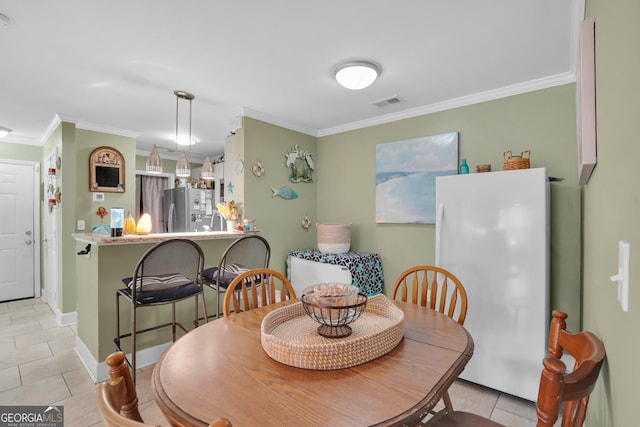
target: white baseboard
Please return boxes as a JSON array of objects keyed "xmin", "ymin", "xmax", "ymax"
[
  {"xmin": 75, "ymin": 335, "xmax": 171, "ymax": 383},
  {"xmin": 44, "ymin": 296, "xmax": 77, "ymax": 327},
  {"xmin": 57, "ymin": 310, "xmax": 77, "ymax": 326}
]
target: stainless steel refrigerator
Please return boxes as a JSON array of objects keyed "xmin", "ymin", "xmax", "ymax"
[
  {"xmin": 435, "ymin": 167, "xmax": 549, "ymax": 401},
  {"xmin": 163, "ymin": 187, "xmax": 217, "ymax": 233}
]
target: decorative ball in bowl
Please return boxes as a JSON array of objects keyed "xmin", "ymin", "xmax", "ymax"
[{"xmin": 301, "ymin": 283, "xmax": 368, "ymax": 338}]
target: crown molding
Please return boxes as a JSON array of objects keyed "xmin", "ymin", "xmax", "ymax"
[
  {"xmin": 317, "ymin": 72, "xmax": 575, "ymax": 137},
  {"xmin": 39, "ymin": 114, "xmax": 64, "ymax": 145},
  {"xmin": 241, "ymin": 107, "xmax": 317, "ymax": 137},
  {"xmin": 76, "ymin": 121, "xmax": 141, "ymax": 139}
]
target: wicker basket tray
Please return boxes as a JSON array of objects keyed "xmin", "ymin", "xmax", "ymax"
[
  {"xmin": 261, "ymin": 294, "xmax": 404, "ymax": 370},
  {"xmin": 503, "ymin": 150, "xmax": 531, "ymax": 170}
]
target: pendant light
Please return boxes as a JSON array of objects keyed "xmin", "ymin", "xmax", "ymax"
[
  {"xmin": 146, "ymin": 144, "xmax": 163, "ymax": 173},
  {"xmin": 201, "ymin": 154, "xmax": 215, "ymax": 180},
  {"xmin": 174, "ymin": 90, "xmax": 194, "ymax": 178}
]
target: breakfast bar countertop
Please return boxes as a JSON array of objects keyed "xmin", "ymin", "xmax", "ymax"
[{"xmin": 72, "ymin": 230, "xmax": 256, "ymax": 246}]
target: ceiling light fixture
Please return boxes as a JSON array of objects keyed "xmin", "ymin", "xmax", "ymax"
[
  {"xmin": 334, "ymin": 61, "xmax": 380, "ymax": 90},
  {"xmin": 201, "ymin": 154, "xmax": 215, "ymax": 180},
  {"xmin": 174, "ymin": 90, "xmax": 194, "ymax": 178},
  {"xmin": 0, "ymin": 127, "xmax": 12, "ymax": 138},
  {"xmin": 146, "ymin": 144, "xmax": 163, "ymax": 174}
]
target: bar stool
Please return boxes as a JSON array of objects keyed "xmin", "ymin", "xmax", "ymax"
[
  {"xmin": 202, "ymin": 235, "xmax": 270, "ymax": 318},
  {"xmin": 114, "ymin": 238, "xmax": 208, "ymax": 383}
]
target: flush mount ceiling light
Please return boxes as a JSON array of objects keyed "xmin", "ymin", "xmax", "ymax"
[
  {"xmin": 0, "ymin": 127, "xmax": 12, "ymax": 138},
  {"xmin": 334, "ymin": 61, "xmax": 381, "ymax": 90},
  {"xmin": 174, "ymin": 90, "xmax": 195, "ymax": 178}
]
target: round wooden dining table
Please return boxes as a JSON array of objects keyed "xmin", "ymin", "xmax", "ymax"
[{"xmin": 152, "ymin": 298, "xmax": 473, "ymax": 427}]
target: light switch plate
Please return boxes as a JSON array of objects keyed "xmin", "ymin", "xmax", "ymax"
[
  {"xmin": 77, "ymin": 220, "xmax": 85, "ymax": 231},
  {"xmin": 619, "ymin": 241, "xmax": 629, "ymax": 312},
  {"xmin": 93, "ymin": 192, "xmax": 105, "ymax": 202},
  {"xmin": 610, "ymin": 241, "xmax": 629, "ymax": 312}
]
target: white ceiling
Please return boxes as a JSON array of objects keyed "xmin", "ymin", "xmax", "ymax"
[{"xmin": 0, "ymin": 1, "xmax": 582, "ymax": 161}]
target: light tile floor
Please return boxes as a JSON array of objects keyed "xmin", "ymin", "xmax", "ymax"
[{"xmin": 0, "ymin": 298, "xmax": 539, "ymax": 427}]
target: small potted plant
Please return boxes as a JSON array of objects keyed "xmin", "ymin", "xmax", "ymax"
[{"xmin": 91, "ymin": 206, "xmax": 111, "ymax": 234}]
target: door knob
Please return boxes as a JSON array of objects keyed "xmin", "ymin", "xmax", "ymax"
[
  {"xmin": 25, "ymin": 230, "xmax": 32, "ymax": 236},
  {"xmin": 25, "ymin": 240, "xmax": 32, "ymax": 245}
]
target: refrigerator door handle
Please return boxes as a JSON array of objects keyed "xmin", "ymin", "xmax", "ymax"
[
  {"xmin": 435, "ymin": 203, "xmax": 444, "ymax": 267},
  {"xmin": 168, "ymin": 203, "xmax": 176, "ymax": 233}
]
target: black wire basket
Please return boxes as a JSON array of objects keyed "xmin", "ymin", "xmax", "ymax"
[{"xmin": 301, "ymin": 289, "xmax": 368, "ymax": 338}]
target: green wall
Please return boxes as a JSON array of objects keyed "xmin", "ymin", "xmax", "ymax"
[
  {"xmin": 315, "ymin": 84, "xmax": 582, "ymax": 331},
  {"xmin": 242, "ymin": 117, "xmax": 318, "ymax": 272},
  {"xmin": 0, "ymin": 142, "xmax": 41, "ymax": 162},
  {"xmin": 75, "ymin": 129, "xmax": 137, "ymax": 228},
  {"xmin": 581, "ymin": 1, "xmax": 640, "ymax": 426}
]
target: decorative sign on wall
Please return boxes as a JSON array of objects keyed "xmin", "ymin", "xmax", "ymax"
[
  {"xmin": 577, "ymin": 18, "xmax": 597, "ymax": 185},
  {"xmin": 89, "ymin": 146, "xmax": 125, "ymax": 192},
  {"xmin": 375, "ymin": 132, "xmax": 458, "ymax": 224}
]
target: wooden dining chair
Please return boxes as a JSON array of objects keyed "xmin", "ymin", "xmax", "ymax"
[
  {"xmin": 96, "ymin": 351, "xmax": 233, "ymax": 427},
  {"xmin": 391, "ymin": 265, "xmax": 468, "ymax": 420},
  {"xmin": 202, "ymin": 235, "xmax": 271, "ymax": 318},
  {"xmin": 222, "ymin": 268, "xmax": 296, "ymax": 317},
  {"xmin": 423, "ymin": 310, "xmax": 606, "ymax": 427}
]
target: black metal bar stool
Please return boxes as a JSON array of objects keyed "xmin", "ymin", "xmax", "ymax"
[{"xmin": 114, "ymin": 238, "xmax": 208, "ymax": 383}]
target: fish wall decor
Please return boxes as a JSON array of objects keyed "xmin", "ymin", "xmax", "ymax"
[{"xmin": 271, "ymin": 186, "xmax": 298, "ymax": 200}]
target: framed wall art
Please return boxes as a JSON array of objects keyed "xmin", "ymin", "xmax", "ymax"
[
  {"xmin": 89, "ymin": 146, "xmax": 125, "ymax": 192},
  {"xmin": 577, "ymin": 18, "xmax": 597, "ymax": 185},
  {"xmin": 375, "ymin": 132, "xmax": 458, "ymax": 224}
]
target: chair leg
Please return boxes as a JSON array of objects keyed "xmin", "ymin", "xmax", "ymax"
[
  {"xmin": 194, "ymin": 294, "xmax": 199, "ymax": 328},
  {"xmin": 194, "ymin": 293, "xmax": 208, "ymax": 327},
  {"xmin": 131, "ymin": 304, "xmax": 137, "ymax": 384},
  {"xmin": 216, "ymin": 286, "xmax": 221, "ymax": 318},
  {"xmin": 171, "ymin": 302, "xmax": 177, "ymax": 342},
  {"xmin": 442, "ymin": 391, "xmax": 454, "ymax": 412},
  {"xmin": 115, "ymin": 293, "xmax": 121, "ymax": 350}
]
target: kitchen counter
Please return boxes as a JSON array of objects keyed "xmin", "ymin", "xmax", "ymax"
[{"xmin": 72, "ymin": 230, "xmax": 251, "ymax": 246}]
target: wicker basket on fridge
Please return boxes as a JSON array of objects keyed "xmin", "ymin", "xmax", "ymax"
[{"xmin": 503, "ymin": 150, "xmax": 531, "ymax": 170}]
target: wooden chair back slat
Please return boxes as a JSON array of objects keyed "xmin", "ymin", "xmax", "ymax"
[
  {"xmin": 391, "ymin": 265, "xmax": 467, "ymax": 325},
  {"xmin": 223, "ymin": 268, "xmax": 297, "ymax": 316}
]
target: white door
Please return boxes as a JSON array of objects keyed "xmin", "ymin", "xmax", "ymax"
[
  {"xmin": 0, "ymin": 161, "xmax": 37, "ymax": 302},
  {"xmin": 44, "ymin": 149, "xmax": 59, "ymax": 310}
]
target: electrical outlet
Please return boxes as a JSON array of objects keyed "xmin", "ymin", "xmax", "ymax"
[{"xmin": 77, "ymin": 220, "xmax": 85, "ymax": 231}]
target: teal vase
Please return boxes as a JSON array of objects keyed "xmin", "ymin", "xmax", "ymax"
[{"xmin": 459, "ymin": 159, "xmax": 469, "ymax": 174}]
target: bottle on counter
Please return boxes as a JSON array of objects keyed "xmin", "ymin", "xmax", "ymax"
[{"xmin": 459, "ymin": 159, "xmax": 469, "ymax": 174}]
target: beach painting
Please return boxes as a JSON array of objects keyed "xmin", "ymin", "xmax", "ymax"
[{"xmin": 376, "ymin": 132, "xmax": 458, "ymax": 223}]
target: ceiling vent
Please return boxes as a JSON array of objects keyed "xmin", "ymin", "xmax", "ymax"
[{"xmin": 371, "ymin": 96, "xmax": 405, "ymax": 108}]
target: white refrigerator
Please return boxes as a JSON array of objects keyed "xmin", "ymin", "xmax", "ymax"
[{"xmin": 435, "ymin": 167, "xmax": 549, "ymax": 401}]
